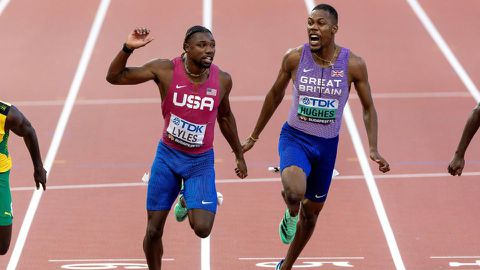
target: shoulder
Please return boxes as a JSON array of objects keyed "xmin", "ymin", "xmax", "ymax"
[
  {"xmin": 218, "ymin": 68, "xmax": 232, "ymax": 91},
  {"xmin": 5, "ymin": 105, "xmax": 24, "ymax": 127},
  {"xmin": 347, "ymin": 50, "xmax": 368, "ymax": 80},
  {"xmin": 283, "ymin": 45, "xmax": 303, "ymax": 71},
  {"xmin": 348, "ymin": 51, "xmax": 367, "ymax": 71}
]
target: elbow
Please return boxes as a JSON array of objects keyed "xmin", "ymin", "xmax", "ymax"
[{"xmin": 106, "ymin": 74, "xmax": 118, "ymax": 84}]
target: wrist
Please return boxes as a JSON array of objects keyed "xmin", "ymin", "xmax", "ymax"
[
  {"xmin": 454, "ymin": 150, "xmax": 465, "ymax": 159},
  {"xmin": 249, "ymin": 134, "xmax": 259, "ymax": 142},
  {"xmin": 122, "ymin": 43, "xmax": 134, "ymax": 54},
  {"xmin": 235, "ymin": 151, "xmax": 244, "ymax": 160}
]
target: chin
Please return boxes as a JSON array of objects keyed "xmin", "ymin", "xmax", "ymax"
[
  {"xmin": 310, "ymin": 46, "xmax": 321, "ymax": 52},
  {"xmin": 201, "ymin": 62, "xmax": 212, "ymax": 68}
]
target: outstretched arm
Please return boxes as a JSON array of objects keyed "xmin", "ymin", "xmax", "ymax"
[
  {"xmin": 448, "ymin": 104, "xmax": 480, "ymax": 176},
  {"xmin": 242, "ymin": 49, "xmax": 296, "ymax": 152},
  {"xmin": 6, "ymin": 106, "xmax": 47, "ymax": 190},
  {"xmin": 217, "ymin": 72, "xmax": 247, "ymax": 179},
  {"xmin": 350, "ymin": 54, "xmax": 390, "ymax": 173},
  {"xmin": 106, "ymin": 27, "xmax": 157, "ymax": 85}
]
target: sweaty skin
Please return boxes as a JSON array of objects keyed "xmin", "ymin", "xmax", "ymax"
[
  {"xmin": 106, "ymin": 27, "xmax": 247, "ymax": 270},
  {"xmin": 242, "ymin": 8, "xmax": 389, "ymax": 270}
]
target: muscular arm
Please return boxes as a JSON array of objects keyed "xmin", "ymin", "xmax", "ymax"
[
  {"xmin": 106, "ymin": 50, "xmax": 160, "ymax": 85},
  {"xmin": 350, "ymin": 54, "xmax": 389, "ymax": 173},
  {"xmin": 242, "ymin": 49, "xmax": 298, "ymax": 151},
  {"xmin": 5, "ymin": 106, "xmax": 47, "ymax": 190},
  {"xmin": 217, "ymin": 72, "xmax": 247, "ymax": 178},
  {"xmin": 105, "ymin": 28, "xmax": 173, "ymax": 99},
  {"xmin": 448, "ymin": 104, "xmax": 480, "ymax": 175}
]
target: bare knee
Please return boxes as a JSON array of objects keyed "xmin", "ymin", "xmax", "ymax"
[
  {"xmin": 193, "ymin": 224, "xmax": 212, "ymax": 238},
  {"xmin": 281, "ymin": 166, "xmax": 307, "ymax": 205},
  {"xmin": 145, "ymin": 225, "xmax": 164, "ymax": 242},
  {"xmin": 0, "ymin": 243, "xmax": 9, "ymax": 255}
]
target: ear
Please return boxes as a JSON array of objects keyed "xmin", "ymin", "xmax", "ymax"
[
  {"xmin": 332, "ymin": 24, "xmax": 338, "ymax": 34},
  {"xmin": 184, "ymin": 42, "xmax": 190, "ymax": 52}
]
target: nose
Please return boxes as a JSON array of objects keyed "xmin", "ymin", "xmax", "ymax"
[{"xmin": 206, "ymin": 45, "xmax": 215, "ymax": 54}]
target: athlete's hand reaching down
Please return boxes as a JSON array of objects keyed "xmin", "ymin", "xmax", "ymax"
[
  {"xmin": 235, "ymin": 157, "xmax": 248, "ymax": 179},
  {"xmin": 125, "ymin": 27, "xmax": 154, "ymax": 50}
]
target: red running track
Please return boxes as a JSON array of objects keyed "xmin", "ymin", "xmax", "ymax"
[{"xmin": 1, "ymin": 0, "xmax": 480, "ymax": 269}]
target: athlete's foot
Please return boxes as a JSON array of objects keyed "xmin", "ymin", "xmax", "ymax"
[
  {"xmin": 275, "ymin": 259, "xmax": 285, "ymax": 270},
  {"xmin": 279, "ymin": 208, "xmax": 298, "ymax": 244},
  {"xmin": 174, "ymin": 194, "xmax": 188, "ymax": 222}
]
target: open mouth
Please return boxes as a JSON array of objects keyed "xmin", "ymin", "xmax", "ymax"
[
  {"xmin": 309, "ymin": 34, "xmax": 320, "ymax": 46},
  {"xmin": 202, "ymin": 56, "xmax": 213, "ymax": 64}
]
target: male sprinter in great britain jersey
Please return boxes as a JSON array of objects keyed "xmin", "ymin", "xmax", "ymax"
[
  {"xmin": 242, "ymin": 4, "xmax": 390, "ymax": 270},
  {"xmin": 0, "ymin": 100, "xmax": 47, "ymax": 255},
  {"xmin": 106, "ymin": 26, "xmax": 247, "ymax": 270}
]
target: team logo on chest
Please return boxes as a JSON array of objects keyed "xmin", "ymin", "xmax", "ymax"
[{"xmin": 173, "ymin": 92, "xmax": 214, "ymax": 111}]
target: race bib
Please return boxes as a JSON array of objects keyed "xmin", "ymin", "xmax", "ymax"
[
  {"xmin": 297, "ymin": 95, "xmax": 338, "ymax": 124},
  {"xmin": 166, "ymin": 114, "xmax": 207, "ymax": 148}
]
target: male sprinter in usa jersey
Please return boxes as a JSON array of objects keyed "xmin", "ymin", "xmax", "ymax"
[
  {"xmin": 0, "ymin": 101, "xmax": 46, "ymax": 255},
  {"xmin": 106, "ymin": 26, "xmax": 247, "ymax": 269}
]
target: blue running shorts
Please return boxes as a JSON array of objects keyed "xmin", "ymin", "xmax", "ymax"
[
  {"xmin": 278, "ymin": 122, "xmax": 339, "ymax": 202},
  {"xmin": 147, "ymin": 141, "xmax": 217, "ymax": 213}
]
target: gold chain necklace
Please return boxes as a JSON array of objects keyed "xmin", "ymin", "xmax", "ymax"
[
  {"xmin": 183, "ymin": 55, "xmax": 208, "ymax": 77},
  {"xmin": 313, "ymin": 46, "xmax": 339, "ymax": 67}
]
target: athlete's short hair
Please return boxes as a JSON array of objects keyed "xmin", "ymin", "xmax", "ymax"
[
  {"xmin": 183, "ymin": 25, "xmax": 213, "ymax": 51},
  {"xmin": 312, "ymin": 4, "xmax": 338, "ymax": 24}
]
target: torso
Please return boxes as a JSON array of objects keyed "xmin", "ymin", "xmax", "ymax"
[
  {"xmin": 161, "ymin": 57, "xmax": 221, "ymax": 154},
  {"xmin": 0, "ymin": 101, "xmax": 12, "ymax": 172},
  {"xmin": 287, "ymin": 44, "xmax": 350, "ymax": 138}
]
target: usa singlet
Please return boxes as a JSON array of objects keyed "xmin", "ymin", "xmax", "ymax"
[
  {"xmin": 0, "ymin": 100, "xmax": 12, "ymax": 173},
  {"xmin": 161, "ymin": 57, "xmax": 221, "ymax": 154},
  {"xmin": 287, "ymin": 44, "xmax": 350, "ymax": 138}
]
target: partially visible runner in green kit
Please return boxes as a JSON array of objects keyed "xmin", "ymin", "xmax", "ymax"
[{"xmin": 0, "ymin": 100, "xmax": 46, "ymax": 255}]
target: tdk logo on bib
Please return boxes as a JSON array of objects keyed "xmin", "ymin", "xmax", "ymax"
[
  {"xmin": 167, "ymin": 114, "xmax": 206, "ymax": 148},
  {"xmin": 300, "ymin": 96, "xmax": 338, "ymax": 108},
  {"xmin": 173, "ymin": 92, "xmax": 214, "ymax": 111}
]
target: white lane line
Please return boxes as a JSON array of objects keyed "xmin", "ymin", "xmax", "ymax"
[
  {"xmin": 6, "ymin": 1, "xmax": 111, "ymax": 269},
  {"xmin": 343, "ymin": 106, "xmax": 406, "ymax": 270},
  {"xmin": 8, "ymin": 91, "xmax": 471, "ymax": 107},
  {"xmin": 203, "ymin": 0, "xmax": 212, "ymax": 30},
  {"xmin": 49, "ymin": 258, "xmax": 173, "ymax": 262},
  {"xmin": 431, "ymin": 256, "xmax": 480, "ymax": 259},
  {"xmin": 239, "ymin": 257, "xmax": 364, "ymax": 260},
  {"xmin": 202, "ymin": 1, "xmax": 213, "ymax": 269},
  {"xmin": 9, "ymin": 171, "xmax": 480, "ymax": 192},
  {"xmin": 406, "ymin": 0, "xmax": 480, "ymax": 102},
  {"xmin": 303, "ymin": 0, "xmax": 406, "ymax": 269},
  {"xmin": 0, "ymin": 0, "xmax": 11, "ymax": 15}
]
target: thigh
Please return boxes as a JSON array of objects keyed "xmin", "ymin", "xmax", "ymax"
[
  {"xmin": 305, "ymin": 139, "xmax": 338, "ymax": 203},
  {"xmin": 146, "ymin": 148, "xmax": 182, "ymax": 211},
  {"xmin": 183, "ymin": 164, "xmax": 217, "ymax": 214},
  {"xmin": 0, "ymin": 171, "xmax": 12, "ymax": 226},
  {"xmin": 279, "ymin": 132, "xmax": 311, "ymax": 177}
]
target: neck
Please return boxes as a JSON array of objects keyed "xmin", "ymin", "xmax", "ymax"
[
  {"xmin": 183, "ymin": 54, "xmax": 208, "ymax": 78},
  {"xmin": 312, "ymin": 43, "xmax": 338, "ymax": 67},
  {"xmin": 315, "ymin": 43, "xmax": 336, "ymax": 58}
]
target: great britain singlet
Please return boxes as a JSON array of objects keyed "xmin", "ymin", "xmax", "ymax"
[
  {"xmin": 161, "ymin": 57, "xmax": 221, "ymax": 154},
  {"xmin": 287, "ymin": 44, "xmax": 350, "ymax": 138},
  {"xmin": 0, "ymin": 101, "xmax": 12, "ymax": 172}
]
